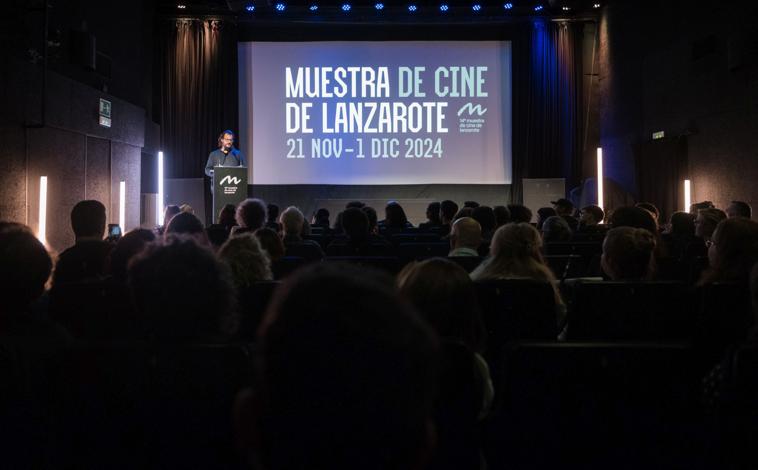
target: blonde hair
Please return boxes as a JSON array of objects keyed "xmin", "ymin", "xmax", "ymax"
[{"xmin": 218, "ymin": 233, "xmax": 273, "ymax": 287}]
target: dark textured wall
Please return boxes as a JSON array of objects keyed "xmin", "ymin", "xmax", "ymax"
[{"xmin": 598, "ymin": 1, "xmax": 758, "ymax": 210}]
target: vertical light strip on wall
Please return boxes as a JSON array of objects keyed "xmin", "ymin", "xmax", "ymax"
[
  {"xmin": 38, "ymin": 176, "xmax": 48, "ymax": 245},
  {"xmin": 596, "ymin": 147, "xmax": 604, "ymax": 211},
  {"xmin": 119, "ymin": 181, "xmax": 126, "ymax": 233},
  {"xmin": 684, "ymin": 179, "xmax": 691, "ymax": 213},
  {"xmin": 157, "ymin": 151, "xmax": 164, "ymax": 225}
]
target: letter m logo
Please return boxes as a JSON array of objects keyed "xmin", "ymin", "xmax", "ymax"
[
  {"xmin": 457, "ymin": 103, "xmax": 487, "ymax": 116},
  {"xmin": 219, "ymin": 175, "xmax": 241, "ymax": 185}
]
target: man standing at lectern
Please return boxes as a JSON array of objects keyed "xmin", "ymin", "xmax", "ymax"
[{"xmin": 205, "ymin": 130, "xmax": 246, "ymax": 180}]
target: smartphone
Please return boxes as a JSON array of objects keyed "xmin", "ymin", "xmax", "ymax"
[{"xmin": 107, "ymin": 223, "xmax": 122, "ymax": 240}]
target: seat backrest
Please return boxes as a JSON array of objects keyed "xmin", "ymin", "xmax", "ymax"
[
  {"xmin": 390, "ymin": 233, "xmax": 443, "ymax": 245},
  {"xmin": 397, "ymin": 242, "xmax": 450, "ymax": 263},
  {"xmin": 324, "ymin": 256, "xmax": 402, "ymax": 275}
]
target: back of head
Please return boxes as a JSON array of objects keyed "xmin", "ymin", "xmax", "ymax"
[
  {"xmin": 635, "ymin": 202, "xmax": 660, "ymax": 222},
  {"xmin": 493, "ymin": 205, "xmax": 511, "ymax": 227},
  {"xmin": 218, "ymin": 233, "xmax": 272, "ymax": 287},
  {"xmin": 602, "ymin": 227, "xmax": 656, "ymax": 280},
  {"xmin": 609, "ymin": 206, "xmax": 658, "ymax": 234},
  {"xmin": 256, "ymin": 263, "xmax": 438, "ymax": 470},
  {"xmin": 165, "ymin": 211, "xmax": 205, "ymax": 240},
  {"xmin": 704, "ymin": 218, "xmax": 758, "ymax": 284},
  {"xmin": 345, "ymin": 200, "xmax": 365, "ymax": 209},
  {"xmin": 536, "ymin": 207, "xmax": 557, "ymax": 230},
  {"xmin": 71, "ymin": 200, "xmax": 106, "ymax": 239},
  {"xmin": 426, "ymin": 202, "xmax": 441, "ymax": 223},
  {"xmin": 440, "ymin": 200, "xmax": 459, "ymax": 224},
  {"xmin": 362, "ymin": 206, "xmax": 378, "ymax": 233},
  {"xmin": 267, "ymin": 204, "xmax": 280, "ymax": 223},
  {"xmin": 696, "ymin": 208, "xmax": 727, "ymax": 239},
  {"xmin": 313, "ymin": 208, "xmax": 330, "ymax": 226},
  {"xmin": 471, "ymin": 206, "xmax": 496, "ymax": 234},
  {"xmin": 727, "ymin": 200, "xmax": 752, "ymax": 219},
  {"xmin": 0, "ymin": 226, "xmax": 52, "ymax": 313},
  {"xmin": 552, "ymin": 199, "xmax": 574, "ymax": 217},
  {"xmin": 279, "ymin": 206, "xmax": 304, "ymax": 236},
  {"xmin": 342, "ymin": 207, "xmax": 370, "ymax": 241},
  {"xmin": 453, "ymin": 207, "xmax": 474, "ymax": 221},
  {"xmin": 128, "ymin": 235, "xmax": 234, "ymax": 340},
  {"xmin": 690, "ymin": 201, "xmax": 714, "ymax": 213},
  {"xmin": 218, "ymin": 203, "xmax": 237, "ymax": 227},
  {"xmin": 580, "ymin": 205, "xmax": 605, "ymax": 226},
  {"xmin": 541, "ymin": 216, "xmax": 572, "ymax": 242},
  {"xmin": 669, "ymin": 211, "xmax": 695, "ymax": 237},
  {"xmin": 236, "ymin": 198, "xmax": 267, "ymax": 230},
  {"xmin": 507, "ymin": 204, "xmax": 533, "ymax": 224},
  {"xmin": 254, "ymin": 227, "xmax": 285, "ymax": 261},
  {"xmin": 451, "ymin": 217, "xmax": 482, "ymax": 250},
  {"xmin": 398, "ymin": 258, "xmax": 484, "ymax": 352},
  {"xmin": 109, "ymin": 229, "xmax": 156, "ymax": 282},
  {"xmin": 385, "ymin": 201, "xmax": 409, "ymax": 227},
  {"xmin": 463, "ymin": 201, "xmax": 480, "ymax": 209},
  {"xmin": 163, "ymin": 205, "xmax": 181, "ymax": 226}
]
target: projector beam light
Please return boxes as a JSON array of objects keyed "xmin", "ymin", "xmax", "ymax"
[
  {"xmin": 684, "ymin": 179, "xmax": 691, "ymax": 213},
  {"xmin": 597, "ymin": 147, "xmax": 604, "ymax": 211},
  {"xmin": 38, "ymin": 176, "xmax": 48, "ymax": 245},
  {"xmin": 157, "ymin": 151, "xmax": 164, "ymax": 226},
  {"xmin": 119, "ymin": 181, "xmax": 126, "ymax": 234}
]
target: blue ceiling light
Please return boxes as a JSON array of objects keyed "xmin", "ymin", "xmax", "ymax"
[
  {"xmin": 341, "ymin": 3, "xmax": 351, "ymax": 11},
  {"xmin": 244, "ymin": 4, "xmax": 255, "ymax": 12},
  {"xmin": 408, "ymin": 4, "xmax": 418, "ymax": 12},
  {"xmin": 534, "ymin": 4, "xmax": 543, "ymax": 11},
  {"xmin": 439, "ymin": 4, "xmax": 449, "ymax": 11},
  {"xmin": 309, "ymin": 4, "xmax": 318, "ymax": 11},
  {"xmin": 472, "ymin": 3, "xmax": 482, "ymax": 11},
  {"xmin": 375, "ymin": 2, "xmax": 384, "ymax": 10},
  {"xmin": 503, "ymin": 3, "xmax": 513, "ymax": 9},
  {"xmin": 274, "ymin": 3, "xmax": 285, "ymax": 11}
]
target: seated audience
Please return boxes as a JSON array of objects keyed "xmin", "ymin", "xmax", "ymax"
[
  {"xmin": 157, "ymin": 204, "xmax": 182, "ymax": 234},
  {"xmin": 53, "ymin": 200, "xmax": 112, "ymax": 286},
  {"xmin": 551, "ymin": 198, "xmax": 579, "ymax": 231},
  {"xmin": 379, "ymin": 201, "xmax": 413, "ymax": 231},
  {"xmin": 726, "ymin": 200, "xmax": 752, "ymax": 219},
  {"xmin": 471, "ymin": 206, "xmax": 496, "ymax": 241},
  {"xmin": 609, "ymin": 206, "xmax": 659, "ymax": 234},
  {"xmin": 418, "ymin": 201, "xmax": 442, "ymax": 231},
  {"xmin": 635, "ymin": 202, "xmax": 661, "ymax": 225},
  {"xmin": 254, "ymin": 227, "xmax": 285, "ymax": 263},
  {"xmin": 236, "ymin": 263, "xmax": 438, "ymax": 470},
  {"xmin": 266, "ymin": 204, "xmax": 281, "ymax": 232},
  {"xmin": 164, "ymin": 211, "xmax": 209, "ymax": 245},
  {"xmin": 234, "ymin": 198, "xmax": 267, "ymax": 235},
  {"xmin": 662, "ymin": 211, "xmax": 701, "ymax": 261},
  {"xmin": 279, "ymin": 206, "xmax": 324, "ymax": 262},
  {"xmin": 448, "ymin": 217, "xmax": 482, "ymax": 257},
  {"xmin": 439, "ymin": 200, "xmax": 459, "ymax": 235},
  {"xmin": 218, "ymin": 233, "xmax": 273, "ymax": 287},
  {"xmin": 346, "ymin": 200, "xmax": 366, "ymax": 209},
  {"xmin": 107, "ymin": 228, "xmax": 156, "ymax": 283},
  {"xmin": 311, "ymin": 208, "xmax": 331, "ymax": 229},
  {"xmin": 362, "ymin": 206, "xmax": 379, "ymax": 234},
  {"xmin": 695, "ymin": 208, "xmax": 727, "ymax": 243},
  {"xmin": 217, "ymin": 203, "xmax": 237, "ymax": 228},
  {"xmin": 128, "ymin": 235, "xmax": 235, "ymax": 341},
  {"xmin": 578, "ymin": 205, "xmax": 605, "ymax": 230},
  {"xmin": 690, "ymin": 200, "xmax": 715, "ymax": 214},
  {"xmin": 463, "ymin": 201, "xmax": 480, "ymax": 209},
  {"xmin": 541, "ymin": 216, "xmax": 572, "ymax": 243},
  {"xmin": 698, "ymin": 218, "xmax": 758, "ymax": 286},
  {"xmin": 453, "ymin": 207, "xmax": 475, "ymax": 221},
  {"xmin": 507, "ymin": 204, "xmax": 533, "ymax": 224},
  {"xmin": 536, "ymin": 207, "xmax": 557, "ymax": 231},
  {"xmin": 601, "ymin": 227, "xmax": 656, "ymax": 280},
  {"xmin": 493, "ymin": 205, "xmax": 511, "ymax": 228},
  {"xmin": 326, "ymin": 207, "xmax": 391, "ymax": 256}
]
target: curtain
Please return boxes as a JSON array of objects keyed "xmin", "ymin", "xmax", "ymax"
[
  {"xmin": 633, "ymin": 137, "xmax": 688, "ymax": 221},
  {"xmin": 157, "ymin": 18, "xmax": 238, "ymax": 179},
  {"xmin": 511, "ymin": 20, "xmax": 584, "ymax": 203}
]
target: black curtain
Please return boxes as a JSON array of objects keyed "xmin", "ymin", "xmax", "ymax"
[
  {"xmin": 157, "ymin": 18, "xmax": 238, "ymax": 179},
  {"xmin": 511, "ymin": 20, "xmax": 584, "ymax": 203},
  {"xmin": 633, "ymin": 137, "xmax": 688, "ymax": 221}
]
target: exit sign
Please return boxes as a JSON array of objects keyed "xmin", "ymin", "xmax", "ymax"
[
  {"xmin": 99, "ymin": 98, "xmax": 112, "ymax": 128},
  {"xmin": 652, "ymin": 131, "xmax": 665, "ymax": 140}
]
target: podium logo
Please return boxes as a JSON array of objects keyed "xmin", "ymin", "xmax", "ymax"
[
  {"xmin": 219, "ymin": 175, "xmax": 242, "ymax": 185},
  {"xmin": 457, "ymin": 103, "xmax": 487, "ymax": 116}
]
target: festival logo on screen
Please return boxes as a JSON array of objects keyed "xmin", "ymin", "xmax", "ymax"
[{"xmin": 283, "ymin": 65, "xmax": 489, "ymax": 160}]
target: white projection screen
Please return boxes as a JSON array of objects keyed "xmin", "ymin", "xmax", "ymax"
[{"xmin": 238, "ymin": 41, "xmax": 512, "ymax": 185}]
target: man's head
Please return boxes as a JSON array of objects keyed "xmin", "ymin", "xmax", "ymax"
[
  {"xmin": 635, "ymin": 202, "xmax": 660, "ymax": 222},
  {"xmin": 218, "ymin": 130, "xmax": 235, "ymax": 151},
  {"xmin": 236, "ymin": 198, "xmax": 267, "ymax": 230},
  {"xmin": 601, "ymin": 227, "xmax": 656, "ymax": 280},
  {"xmin": 71, "ymin": 200, "xmax": 106, "ymax": 240},
  {"xmin": 341, "ymin": 207, "xmax": 370, "ymax": 241},
  {"xmin": 267, "ymin": 204, "xmax": 280, "ymax": 224},
  {"xmin": 0, "ymin": 225, "xmax": 52, "ymax": 312},
  {"xmin": 471, "ymin": 206, "xmax": 496, "ymax": 235},
  {"xmin": 541, "ymin": 216, "xmax": 572, "ymax": 243},
  {"xmin": 439, "ymin": 200, "xmax": 459, "ymax": 225},
  {"xmin": 668, "ymin": 211, "xmax": 695, "ymax": 237},
  {"xmin": 493, "ymin": 205, "xmax": 511, "ymax": 227},
  {"xmin": 507, "ymin": 204, "xmax": 533, "ymax": 224},
  {"xmin": 690, "ymin": 200, "xmax": 714, "ymax": 214},
  {"xmin": 536, "ymin": 207, "xmax": 557, "ymax": 230},
  {"xmin": 425, "ymin": 202, "xmax": 441, "ymax": 224},
  {"xmin": 246, "ymin": 263, "xmax": 438, "ymax": 469},
  {"xmin": 164, "ymin": 211, "xmax": 207, "ymax": 245},
  {"xmin": 551, "ymin": 198, "xmax": 575, "ymax": 217},
  {"xmin": 280, "ymin": 206, "xmax": 305, "ymax": 236},
  {"xmin": 726, "ymin": 201, "xmax": 752, "ymax": 219},
  {"xmin": 608, "ymin": 206, "xmax": 658, "ymax": 234},
  {"xmin": 580, "ymin": 205, "xmax": 605, "ymax": 226},
  {"xmin": 450, "ymin": 217, "xmax": 482, "ymax": 251},
  {"xmin": 695, "ymin": 208, "xmax": 727, "ymax": 240}
]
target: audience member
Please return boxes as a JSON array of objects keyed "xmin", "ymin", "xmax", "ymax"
[
  {"xmin": 601, "ymin": 227, "xmax": 657, "ymax": 280},
  {"xmin": 346, "ymin": 200, "xmax": 366, "ymax": 209},
  {"xmin": 107, "ymin": 228, "xmax": 156, "ymax": 283},
  {"xmin": 698, "ymin": 218, "xmax": 758, "ymax": 286},
  {"xmin": 218, "ymin": 203, "xmax": 237, "ymax": 228},
  {"xmin": 541, "ymin": 216, "xmax": 572, "ymax": 243},
  {"xmin": 448, "ymin": 217, "xmax": 482, "ymax": 257},
  {"xmin": 128, "ymin": 235, "xmax": 235, "ymax": 341},
  {"xmin": 695, "ymin": 208, "xmax": 727, "ymax": 242},
  {"xmin": 218, "ymin": 233, "xmax": 273, "ymax": 288},
  {"xmin": 690, "ymin": 201, "xmax": 715, "ymax": 214},
  {"xmin": 726, "ymin": 200, "xmax": 752, "ymax": 219},
  {"xmin": 362, "ymin": 206, "xmax": 379, "ymax": 234},
  {"xmin": 312, "ymin": 208, "xmax": 331, "ymax": 229},
  {"xmin": 608, "ymin": 206, "xmax": 658, "ymax": 234},
  {"xmin": 327, "ymin": 207, "xmax": 391, "ymax": 256},
  {"xmin": 439, "ymin": 200, "xmax": 459, "ymax": 234},
  {"xmin": 419, "ymin": 202, "xmax": 442, "ymax": 231},
  {"xmin": 279, "ymin": 206, "xmax": 324, "ymax": 262},
  {"xmin": 164, "ymin": 211, "xmax": 209, "ymax": 245},
  {"xmin": 53, "ymin": 200, "xmax": 112, "ymax": 286},
  {"xmin": 255, "ymin": 227, "xmax": 285, "ymax": 262},
  {"xmin": 507, "ymin": 204, "xmax": 532, "ymax": 224},
  {"xmin": 236, "ymin": 263, "xmax": 438, "ymax": 470},
  {"xmin": 661, "ymin": 211, "xmax": 701, "ymax": 262},
  {"xmin": 493, "ymin": 205, "xmax": 511, "ymax": 228},
  {"xmin": 471, "ymin": 206, "xmax": 496, "ymax": 241},
  {"xmin": 159, "ymin": 205, "xmax": 182, "ymax": 234},
  {"xmin": 266, "ymin": 204, "xmax": 281, "ymax": 232},
  {"xmin": 380, "ymin": 201, "xmax": 413, "ymax": 230},
  {"xmin": 579, "ymin": 205, "xmax": 605, "ymax": 230},
  {"xmin": 453, "ymin": 207, "xmax": 475, "ymax": 221},
  {"xmin": 234, "ymin": 198, "xmax": 267, "ymax": 234},
  {"xmin": 635, "ymin": 202, "xmax": 660, "ymax": 224},
  {"xmin": 179, "ymin": 204, "xmax": 194, "ymax": 214},
  {"xmin": 551, "ymin": 198, "xmax": 579, "ymax": 231},
  {"xmin": 536, "ymin": 207, "xmax": 557, "ymax": 231},
  {"xmin": 463, "ymin": 201, "xmax": 480, "ymax": 209}
]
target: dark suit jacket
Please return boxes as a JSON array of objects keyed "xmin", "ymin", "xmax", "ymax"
[{"xmin": 204, "ymin": 147, "xmax": 246, "ymax": 177}]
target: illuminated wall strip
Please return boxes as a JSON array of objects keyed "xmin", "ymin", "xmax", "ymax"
[
  {"xmin": 596, "ymin": 147, "xmax": 604, "ymax": 211},
  {"xmin": 157, "ymin": 151, "xmax": 164, "ymax": 225},
  {"xmin": 38, "ymin": 176, "xmax": 48, "ymax": 245},
  {"xmin": 119, "ymin": 181, "xmax": 126, "ymax": 233},
  {"xmin": 684, "ymin": 179, "xmax": 691, "ymax": 213}
]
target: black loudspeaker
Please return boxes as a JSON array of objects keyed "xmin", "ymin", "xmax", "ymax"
[{"xmin": 69, "ymin": 30, "xmax": 96, "ymax": 70}]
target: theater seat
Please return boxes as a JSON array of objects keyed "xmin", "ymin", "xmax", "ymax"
[
  {"xmin": 397, "ymin": 242, "xmax": 450, "ymax": 263},
  {"xmin": 324, "ymin": 256, "xmax": 402, "ymax": 275}
]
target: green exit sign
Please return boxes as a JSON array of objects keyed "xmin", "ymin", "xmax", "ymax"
[{"xmin": 652, "ymin": 131, "xmax": 665, "ymax": 140}]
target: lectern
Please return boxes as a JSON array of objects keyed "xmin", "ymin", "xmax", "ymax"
[{"xmin": 213, "ymin": 166, "xmax": 248, "ymax": 221}]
